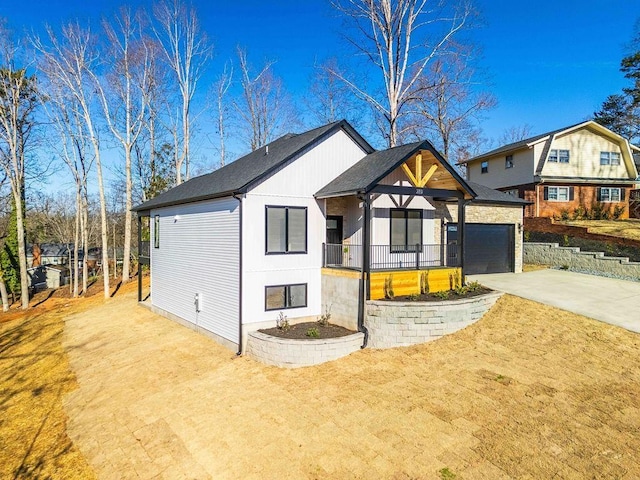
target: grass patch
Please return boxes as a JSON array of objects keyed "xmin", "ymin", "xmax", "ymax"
[{"xmin": 557, "ymin": 219, "xmax": 640, "ymax": 241}]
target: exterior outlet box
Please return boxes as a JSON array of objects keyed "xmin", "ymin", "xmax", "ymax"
[{"xmin": 194, "ymin": 293, "xmax": 203, "ymax": 312}]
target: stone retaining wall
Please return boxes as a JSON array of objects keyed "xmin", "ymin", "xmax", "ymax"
[
  {"xmin": 246, "ymin": 331, "xmax": 365, "ymax": 368},
  {"xmin": 524, "ymin": 242, "xmax": 640, "ymax": 279},
  {"xmin": 365, "ymin": 292, "xmax": 503, "ymax": 349}
]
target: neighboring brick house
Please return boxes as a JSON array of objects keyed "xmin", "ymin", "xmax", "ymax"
[{"xmin": 459, "ymin": 121, "xmax": 640, "ymax": 219}]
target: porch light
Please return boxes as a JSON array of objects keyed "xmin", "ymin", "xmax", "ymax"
[
  {"xmin": 517, "ymin": 222, "xmax": 522, "ymax": 233},
  {"xmin": 174, "ymin": 215, "xmax": 180, "ymax": 223}
]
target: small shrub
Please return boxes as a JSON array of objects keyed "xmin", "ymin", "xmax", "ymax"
[
  {"xmin": 589, "ymin": 202, "xmax": 607, "ymax": 220},
  {"xmin": 448, "ymin": 270, "xmax": 461, "ymax": 290},
  {"xmin": 572, "ymin": 205, "xmax": 587, "ymax": 220},
  {"xmin": 559, "ymin": 208, "xmax": 570, "ymax": 221},
  {"xmin": 276, "ymin": 312, "xmax": 290, "ymax": 331},
  {"xmin": 612, "ymin": 205, "xmax": 625, "ymax": 220},
  {"xmin": 317, "ymin": 306, "xmax": 331, "ymax": 327},
  {"xmin": 466, "ymin": 281, "xmax": 482, "ymax": 292},
  {"xmin": 562, "ymin": 234, "xmax": 570, "ymax": 246},
  {"xmin": 434, "ymin": 290, "xmax": 450, "ymax": 300},
  {"xmin": 306, "ymin": 327, "xmax": 320, "ymax": 338},
  {"xmin": 384, "ymin": 275, "xmax": 394, "ymax": 299},
  {"xmin": 408, "ymin": 293, "xmax": 419, "ymax": 301},
  {"xmin": 523, "ymin": 230, "xmax": 530, "ymax": 242}
]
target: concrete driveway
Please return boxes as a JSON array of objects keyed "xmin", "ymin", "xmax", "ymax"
[{"xmin": 469, "ymin": 270, "xmax": 640, "ymax": 333}]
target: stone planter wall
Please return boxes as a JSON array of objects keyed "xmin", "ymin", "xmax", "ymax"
[
  {"xmin": 246, "ymin": 331, "xmax": 365, "ymax": 368},
  {"xmin": 365, "ymin": 292, "xmax": 503, "ymax": 349},
  {"xmin": 524, "ymin": 242, "xmax": 640, "ymax": 279}
]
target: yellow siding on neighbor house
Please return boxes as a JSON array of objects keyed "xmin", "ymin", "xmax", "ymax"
[
  {"xmin": 369, "ymin": 267, "xmax": 461, "ymax": 300},
  {"xmin": 467, "ymin": 147, "xmax": 535, "ymax": 189},
  {"xmin": 541, "ymin": 128, "xmax": 633, "ymax": 179}
]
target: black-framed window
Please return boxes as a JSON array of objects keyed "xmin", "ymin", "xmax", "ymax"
[
  {"xmin": 265, "ymin": 283, "xmax": 307, "ymax": 311},
  {"xmin": 265, "ymin": 206, "xmax": 307, "ymax": 254},
  {"xmin": 154, "ymin": 215, "xmax": 160, "ymax": 248},
  {"xmin": 505, "ymin": 155, "xmax": 513, "ymax": 169},
  {"xmin": 481, "ymin": 161, "xmax": 488, "ymax": 173},
  {"xmin": 390, "ymin": 209, "xmax": 422, "ymax": 253}
]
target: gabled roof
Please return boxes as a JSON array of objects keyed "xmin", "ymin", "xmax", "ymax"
[
  {"xmin": 316, "ymin": 140, "xmax": 476, "ymax": 199},
  {"xmin": 466, "ymin": 182, "xmax": 530, "ymax": 206},
  {"xmin": 460, "ymin": 121, "xmax": 587, "ymax": 164},
  {"xmin": 132, "ymin": 120, "xmax": 374, "ymax": 212}
]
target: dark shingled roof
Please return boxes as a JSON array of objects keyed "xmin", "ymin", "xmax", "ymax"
[
  {"xmin": 466, "ymin": 181, "xmax": 531, "ymax": 205},
  {"xmin": 132, "ymin": 120, "xmax": 374, "ymax": 211},
  {"xmin": 460, "ymin": 121, "xmax": 587, "ymax": 165},
  {"xmin": 316, "ymin": 140, "xmax": 475, "ymax": 198}
]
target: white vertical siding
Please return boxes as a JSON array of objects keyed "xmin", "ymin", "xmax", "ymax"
[
  {"xmin": 151, "ymin": 197, "xmax": 240, "ymax": 344},
  {"xmin": 242, "ymin": 129, "xmax": 368, "ymax": 326}
]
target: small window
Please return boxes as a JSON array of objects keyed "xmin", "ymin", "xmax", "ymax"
[
  {"xmin": 546, "ymin": 186, "xmax": 570, "ymax": 202},
  {"xmin": 390, "ymin": 209, "xmax": 422, "ymax": 253},
  {"xmin": 600, "ymin": 151, "xmax": 621, "ymax": 166},
  {"xmin": 265, "ymin": 206, "xmax": 307, "ymax": 254},
  {"xmin": 154, "ymin": 215, "xmax": 160, "ymax": 248},
  {"xmin": 599, "ymin": 187, "xmax": 622, "ymax": 202},
  {"xmin": 481, "ymin": 161, "xmax": 488, "ymax": 173},
  {"xmin": 504, "ymin": 189, "xmax": 519, "ymax": 197},
  {"xmin": 505, "ymin": 155, "xmax": 513, "ymax": 169},
  {"xmin": 265, "ymin": 283, "xmax": 307, "ymax": 311},
  {"xmin": 548, "ymin": 149, "xmax": 570, "ymax": 163}
]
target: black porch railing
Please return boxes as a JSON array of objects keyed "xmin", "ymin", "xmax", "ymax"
[
  {"xmin": 139, "ymin": 241, "xmax": 150, "ymax": 264},
  {"xmin": 323, "ymin": 243, "xmax": 460, "ymax": 271}
]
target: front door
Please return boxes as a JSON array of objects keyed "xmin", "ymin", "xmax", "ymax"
[{"xmin": 326, "ymin": 216, "xmax": 343, "ymax": 266}]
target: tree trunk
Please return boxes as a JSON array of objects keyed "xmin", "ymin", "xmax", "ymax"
[
  {"xmin": 122, "ymin": 145, "xmax": 132, "ymax": 283},
  {"xmin": 73, "ymin": 187, "xmax": 81, "ymax": 297},
  {"xmin": 14, "ymin": 189, "xmax": 29, "ymax": 310},
  {"xmin": 0, "ymin": 277, "xmax": 9, "ymax": 312},
  {"xmin": 91, "ymin": 136, "xmax": 110, "ymax": 298},
  {"xmin": 81, "ymin": 195, "xmax": 89, "ymax": 295}
]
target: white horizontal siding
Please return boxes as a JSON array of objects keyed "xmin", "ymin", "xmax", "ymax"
[{"xmin": 151, "ymin": 197, "xmax": 240, "ymax": 344}]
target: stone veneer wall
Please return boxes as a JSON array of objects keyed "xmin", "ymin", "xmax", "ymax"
[
  {"xmin": 365, "ymin": 292, "xmax": 503, "ymax": 349},
  {"xmin": 525, "ymin": 242, "xmax": 640, "ymax": 279},
  {"xmin": 433, "ymin": 202, "xmax": 524, "ymax": 273},
  {"xmin": 246, "ymin": 331, "xmax": 365, "ymax": 368}
]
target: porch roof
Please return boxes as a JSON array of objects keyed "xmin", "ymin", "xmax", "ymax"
[{"xmin": 315, "ymin": 140, "xmax": 476, "ymax": 200}]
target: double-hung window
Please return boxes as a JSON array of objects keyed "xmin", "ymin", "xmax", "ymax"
[
  {"xmin": 481, "ymin": 161, "xmax": 488, "ymax": 173},
  {"xmin": 546, "ymin": 186, "xmax": 570, "ymax": 202},
  {"xmin": 598, "ymin": 187, "xmax": 622, "ymax": 202},
  {"xmin": 600, "ymin": 151, "xmax": 621, "ymax": 166},
  {"xmin": 549, "ymin": 149, "xmax": 570, "ymax": 163},
  {"xmin": 505, "ymin": 155, "xmax": 514, "ymax": 169},
  {"xmin": 390, "ymin": 209, "xmax": 422, "ymax": 252},
  {"xmin": 265, "ymin": 206, "xmax": 307, "ymax": 254}
]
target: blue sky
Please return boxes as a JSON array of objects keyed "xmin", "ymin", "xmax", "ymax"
[{"xmin": 2, "ymin": 0, "xmax": 639, "ymax": 161}]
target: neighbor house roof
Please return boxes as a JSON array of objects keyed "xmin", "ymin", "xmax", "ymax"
[
  {"xmin": 132, "ymin": 120, "xmax": 374, "ymax": 212},
  {"xmin": 316, "ymin": 140, "xmax": 476, "ymax": 199},
  {"xmin": 466, "ymin": 182, "xmax": 531, "ymax": 206}
]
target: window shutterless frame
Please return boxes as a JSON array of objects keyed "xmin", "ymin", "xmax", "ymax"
[
  {"xmin": 390, "ymin": 208, "xmax": 423, "ymax": 253},
  {"xmin": 264, "ymin": 283, "xmax": 308, "ymax": 311},
  {"xmin": 265, "ymin": 205, "xmax": 308, "ymax": 254},
  {"xmin": 153, "ymin": 215, "xmax": 160, "ymax": 248}
]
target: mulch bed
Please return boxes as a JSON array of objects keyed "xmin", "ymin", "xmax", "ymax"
[
  {"xmin": 389, "ymin": 287, "xmax": 493, "ymax": 302},
  {"xmin": 259, "ymin": 322, "xmax": 356, "ymax": 340}
]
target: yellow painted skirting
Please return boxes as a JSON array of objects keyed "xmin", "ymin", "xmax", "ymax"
[
  {"xmin": 321, "ymin": 267, "xmax": 361, "ymax": 279},
  {"xmin": 369, "ymin": 267, "xmax": 461, "ymax": 300}
]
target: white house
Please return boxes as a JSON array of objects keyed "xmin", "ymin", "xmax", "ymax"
[{"xmin": 133, "ymin": 120, "xmax": 527, "ymax": 353}]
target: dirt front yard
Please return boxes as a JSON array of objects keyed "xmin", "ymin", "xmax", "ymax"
[{"xmin": 3, "ymin": 281, "xmax": 640, "ymax": 479}]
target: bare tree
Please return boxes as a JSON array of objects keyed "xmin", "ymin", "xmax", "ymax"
[
  {"xmin": 412, "ymin": 55, "xmax": 496, "ymax": 163},
  {"xmin": 235, "ymin": 48, "xmax": 298, "ymax": 151},
  {"xmin": 308, "ymin": 58, "xmax": 362, "ymax": 125},
  {"xmin": 0, "ymin": 24, "xmax": 38, "ymax": 309},
  {"xmin": 152, "ymin": 0, "xmax": 211, "ymax": 184},
  {"xmin": 331, "ymin": 0, "xmax": 473, "ymax": 147},
  {"xmin": 498, "ymin": 124, "xmax": 533, "ymax": 145},
  {"xmin": 33, "ymin": 23, "xmax": 111, "ymax": 298},
  {"xmin": 212, "ymin": 63, "xmax": 232, "ymax": 166},
  {"xmin": 92, "ymin": 7, "xmax": 152, "ymax": 284}
]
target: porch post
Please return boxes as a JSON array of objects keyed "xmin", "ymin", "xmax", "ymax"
[
  {"xmin": 362, "ymin": 194, "xmax": 371, "ymax": 300},
  {"xmin": 457, "ymin": 198, "xmax": 466, "ymax": 281},
  {"xmin": 137, "ymin": 214, "xmax": 142, "ymax": 302}
]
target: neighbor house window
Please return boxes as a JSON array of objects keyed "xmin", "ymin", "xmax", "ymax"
[
  {"xmin": 600, "ymin": 151, "xmax": 621, "ymax": 166},
  {"xmin": 481, "ymin": 161, "xmax": 488, "ymax": 173},
  {"xmin": 598, "ymin": 187, "xmax": 622, "ymax": 202},
  {"xmin": 504, "ymin": 189, "xmax": 519, "ymax": 197},
  {"xmin": 549, "ymin": 149, "xmax": 570, "ymax": 163},
  {"xmin": 266, "ymin": 206, "xmax": 307, "ymax": 254},
  {"xmin": 545, "ymin": 186, "xmax": 571, "ymax": 202},
  {"xmin": 505, "ymin": 155, "xmax": 514, "ymax": 169},
  {"xmin": 390, "ymin": 209, "xmax": 422, "ymax": 252},
  {"xmin": 265, "ymin": 283, "xmax": 307, "ymax": 310},
  {"xmin": 154, "ymin": 215, "xmax": 160, "ymax": 248}
]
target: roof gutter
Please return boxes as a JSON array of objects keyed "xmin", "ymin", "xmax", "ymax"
[{"xmin": 232, "ymin": 192, "xmax": 243, "ymax": 356}]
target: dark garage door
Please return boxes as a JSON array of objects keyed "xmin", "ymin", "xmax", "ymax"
[{"xmin": 447, "ymin": 223, "xmax": 515, "ymax": 275}]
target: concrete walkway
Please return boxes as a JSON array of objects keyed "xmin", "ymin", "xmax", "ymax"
[{"xmin": 469, "ymin": 270, "xmax": 640, "ymax": 333}]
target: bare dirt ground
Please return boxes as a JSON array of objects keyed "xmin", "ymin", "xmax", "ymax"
[
  {"xmin": 558, "ymin": 219, "xmax": 640, "ymax": 241},
  {"xmin": 51, "ymin": 286, "xmax": 640, "ymax": 479}
]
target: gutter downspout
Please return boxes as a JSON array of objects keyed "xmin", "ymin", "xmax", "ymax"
[
  {"xmin": 232, "ymin": 192, "xmax": 243, "ymax": 356},
  {"xmin": 357, "ymin": 193, "xmax": 370, "ymax": 348}
]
